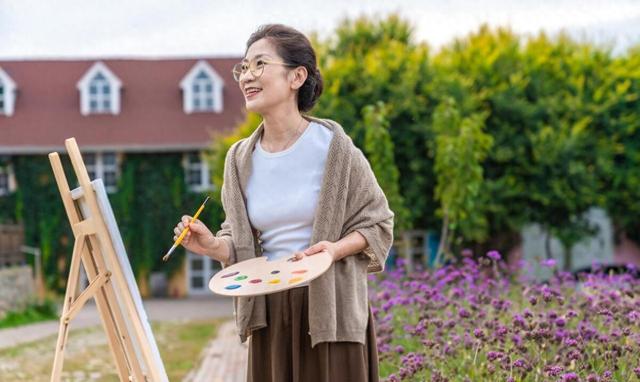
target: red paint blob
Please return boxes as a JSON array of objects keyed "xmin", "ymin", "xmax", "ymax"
[
  {"xmin": 249, "ymin": 279, "xmax": 262, "ymax": 284},
  {"xmin": 292, "ymin": 270, "xmax": 308, "ymax": 274}
]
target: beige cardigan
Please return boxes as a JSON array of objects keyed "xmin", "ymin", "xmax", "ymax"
[{"xmin": 214, "ymin": 116, "xmax": 395, "ymax": 347}]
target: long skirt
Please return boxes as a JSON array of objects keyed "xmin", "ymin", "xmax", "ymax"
[{"xmin": 246, "ymin": 286, "xmax": 380, "ymax": 382}]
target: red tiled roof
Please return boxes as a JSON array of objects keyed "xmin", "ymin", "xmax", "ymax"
[{"xmin": 0, "ymin": 58, "xmax": 246, "ymax": 154}]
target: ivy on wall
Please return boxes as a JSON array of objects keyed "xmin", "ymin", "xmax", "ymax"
[{"xmin": 0, "ymin": 153, "xmax": 223, "ymax": 294}]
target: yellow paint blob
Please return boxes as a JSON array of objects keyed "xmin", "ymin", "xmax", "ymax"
[
  {"xmin": 288, "ymin": 277, "xmax": 304, "ymax": 284},
  {"xmin": 268, "ymin": 279, "xmax": 281, "ymax": 284}
]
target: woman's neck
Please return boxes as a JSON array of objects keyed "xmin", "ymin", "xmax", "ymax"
[{"xmin": 261, "ymin": 104, "xmax": 307, "ymax": 146}]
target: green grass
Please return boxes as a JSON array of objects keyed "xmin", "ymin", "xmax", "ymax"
[
  {"xmin": 0, "ymin": 299, "xmax": 58, "ymax": 329},
  {"xmin": 0, "ymin": 318, "xmax": 224, "ymax": 381}
]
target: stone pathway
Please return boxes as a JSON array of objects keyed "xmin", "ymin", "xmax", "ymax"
[{"xmin": 184, "ymin": 320, "xmax": 248, "ymax": 382}]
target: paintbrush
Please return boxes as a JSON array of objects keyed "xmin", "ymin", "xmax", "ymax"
[{"xmin": 163, "ymin": 196, "xmax": 210, "ymax": 262}]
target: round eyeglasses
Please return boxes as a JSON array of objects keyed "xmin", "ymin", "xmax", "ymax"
[{"xmin": 232, "ymin": 58, "xmax": 296, "ymax": 82}]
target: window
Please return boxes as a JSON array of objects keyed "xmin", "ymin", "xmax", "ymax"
[
  {"xmin": 0, "ymin": 83, "xmax": 5, "ymax": 114},
  {"xmin": 192, "ymin": 71, "xmax": 215, "ymax": 112},
  {"xmin": 0, "ymin": 67, "xmax": 17, "ymax": 116},
  {"xmin": 84, "ymin": 152, "xmax": 120, "ymax": 193},
  {"xmin": 77, "ymin": 62, "xmax": 122, "ymax": 116},
  {"xmin": 0, "ymin": 160, "xmax": 16, "ymax": 196},
  {"xmin": 184, "ymin": 151, "xmax": 213, "ymax": 192},
  {"xmin": 187, "ymin": 251, "xmax": 221, "ymax": 295},
  {"xmin": 88, "ymin": 73, "xmax": 112, "ymax": 113},
  {"xmin": 180, "ymin": 60, "xmax": 224, "ymax": 114}
]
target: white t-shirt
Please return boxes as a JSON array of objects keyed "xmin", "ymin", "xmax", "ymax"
[{"xmin": 246, "ymin": 121, "xmax": 334, "ymax": 262}]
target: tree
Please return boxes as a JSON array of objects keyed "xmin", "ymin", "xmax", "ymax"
[
  {"xmin": 431, "ymin": 98, "xmax": 493, "ymax": 265},
  {"xmin": 362, "ymin": 102, "xmax": 411, "ymax": 237}
]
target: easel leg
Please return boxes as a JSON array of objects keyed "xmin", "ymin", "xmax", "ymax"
[{"xmin": 50, "ymin": 235, "xmax": 86, "ymax": 382}]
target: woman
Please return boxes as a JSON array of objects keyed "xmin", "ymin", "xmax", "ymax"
[{"xmin": 173, "ymin": 24, "xmax": 394, "ymax": 382}]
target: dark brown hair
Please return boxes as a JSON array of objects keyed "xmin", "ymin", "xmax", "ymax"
[{"xmin": 246, "ymin": 24, "xmax": 323, "ymax": 112}]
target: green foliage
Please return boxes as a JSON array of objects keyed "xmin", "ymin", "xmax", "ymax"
[
  {"xmin": 362, "ymin": 102, "xmax": 411, "ymax": 236},
  {"xmin": 0, "ymin": 298, "xmax": 58, "ymax": 329},
  {"xmin": 2, "ymin": 14, "xmax": 640, "ymax": 283},
  {"xmin": 315, "ymin": 13, "xmax": 436, "ymax": 231},
  {"xmin": 432, "ymin": 97, "xmax": 493, "ymax": 258},
  {"xmin": 0, "ymin": 153, "xmax": 223, "ymax": 293}
]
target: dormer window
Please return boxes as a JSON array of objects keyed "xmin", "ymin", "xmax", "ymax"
[
  {"xmin": 0, "ymin": 67, "xmax": 17, "ymax": 116},
  {"xmin": 77, "ymin": 62, "xmax": 122, "ymax": 116},
  {"xmin": 180, "ymin": 60, "xmax": 224, "ymax": 114},
  {"xmin": 88, "ymin": 73, "xmax": 112, "ymax": 113}
]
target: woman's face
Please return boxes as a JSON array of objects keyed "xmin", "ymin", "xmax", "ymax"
[{"xmin": 239, "ymin": 38, "xmax": 296, "ymax": 114}]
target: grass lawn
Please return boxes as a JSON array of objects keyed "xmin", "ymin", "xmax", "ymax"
[{"xmin": 0, "ymin": 318, "xmax": 222, "ymax": 381}]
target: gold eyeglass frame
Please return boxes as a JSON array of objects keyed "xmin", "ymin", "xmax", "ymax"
[{"xmin": 232, "ymin": 58, "xmax": 297, "ymax": 82}]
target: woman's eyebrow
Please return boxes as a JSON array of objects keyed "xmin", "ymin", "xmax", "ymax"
[{"xmin": 242, "ymin": 53, "xmax": 270, "ymax": 62}]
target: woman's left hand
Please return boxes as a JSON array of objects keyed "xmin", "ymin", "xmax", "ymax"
[{"xmin": 293, "ymin": 240, "xmax": 340, "ymax": 262}]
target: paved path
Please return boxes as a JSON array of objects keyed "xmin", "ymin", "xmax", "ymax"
[
  {"xmin": 184, "ymin": 320, "xmax": 249, "ymax": 382},
  {"xmin": 0, "ymin": 296, "xmax": 234, "ymax": 349}
]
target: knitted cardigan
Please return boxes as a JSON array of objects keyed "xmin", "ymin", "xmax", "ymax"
[{"xmin": 214, "ymin": 116, "xmax": 395, "ymax": 347}]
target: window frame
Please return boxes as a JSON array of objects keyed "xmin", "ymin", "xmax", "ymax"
[
  {"xmin": 0, "ymin": 160, "xmax": 17, "ymax": 197},
  {"xmin": 84, "ymin": 152, "xmax": 121, "ymax": 193},
  {"xmin": 183, "ymin": 151, "xmax": 214, "ymax": 192}
]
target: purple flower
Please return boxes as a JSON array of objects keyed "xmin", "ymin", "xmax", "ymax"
[
  {"xmin": 545, "ymin": 365, "xmax": 563, "ymax": 377},
  {"xmin": 562, "ymin": 372, "xmax": 579, "ymax": 382},
  {"xmin": 541, "ymin": 258, "xmax": 557, "ymax": 268},
  {"xmin": 513, "ymin": 358, "xmax": 526, "ymax": 368},
  {"xmin": 487, "ymin": 250, "xmax": 501, "ymax": 261},
  {"xmin": 486, "ymin": 351, "xmax": 503, "ymax": 361},
  {"xmin": 458, "ymin": 308, "xmax": 471, "ymax": 319},
  {"xmin": 461, "ymin": 248, "xmax": 473, "ymax": 257},
  {"xmin": 586, "ymin": 374, "xmax": 599, "ymax": 382}
]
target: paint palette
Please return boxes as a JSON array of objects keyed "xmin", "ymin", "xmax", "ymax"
[{"xmin": 208, "ymin": 251, "xmax": 333, "ymax": 297}]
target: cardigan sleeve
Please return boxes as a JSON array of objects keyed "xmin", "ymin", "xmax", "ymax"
[
  {"xmin": 342, "ymin": 146, "xmax": 395, "ymax": 273},
  {"xmin": 214, "ymin": 143, "xmax": 239, "ymax": 268}
]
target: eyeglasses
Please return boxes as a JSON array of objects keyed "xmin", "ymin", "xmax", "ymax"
[{"xmin": 232, "ymin": 58, "xmax": 296, "ymax": 82}]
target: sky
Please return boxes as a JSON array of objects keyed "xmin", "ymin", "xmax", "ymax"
[{"xmin": 0, "ymin": 0, "xmax": 639, "ymax": 60}]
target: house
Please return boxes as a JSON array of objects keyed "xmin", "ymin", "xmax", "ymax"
[{"xmin": 0, "ymin": 57, "xmax": 246, "ymax": 296}]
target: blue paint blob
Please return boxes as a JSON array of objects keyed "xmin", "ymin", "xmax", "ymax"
[{"xmin": 225, "ymin": 284, "xmax": 241, "ymax": 290}]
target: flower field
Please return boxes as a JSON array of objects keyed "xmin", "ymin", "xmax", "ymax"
[{"xmin": 370, "ymin": 253, "xmax": 640, "ymax": 382}]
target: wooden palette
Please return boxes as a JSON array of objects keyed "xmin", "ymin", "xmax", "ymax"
[{"xmin": 209, "ymin": 251, "xmax": 333, "ymax": 297}]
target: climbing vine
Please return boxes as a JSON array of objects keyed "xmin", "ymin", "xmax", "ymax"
[{"xmin": 0, "ymin": 154, "xmax": 223, "ymax": 294}]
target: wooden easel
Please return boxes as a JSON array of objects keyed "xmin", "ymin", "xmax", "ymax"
[{"xmin": 48, "ymin": 138, "xmax": 168, "ymax": 382}]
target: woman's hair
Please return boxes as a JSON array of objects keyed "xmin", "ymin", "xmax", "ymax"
[{"xmin": 246, "ymin": 24, "xmax": 323, "ymax": 112}]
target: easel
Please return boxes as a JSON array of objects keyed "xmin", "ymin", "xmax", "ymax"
[{"xmin": 48, "ymin": 138, "xmax": 168, "ymax": 382}]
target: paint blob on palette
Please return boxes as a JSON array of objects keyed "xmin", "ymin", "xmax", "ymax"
[{"xmin": 209, "ymin": 251, "xmax": 333, "ymax": 297}]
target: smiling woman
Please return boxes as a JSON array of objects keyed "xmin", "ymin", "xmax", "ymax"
[{"xmin": 172, "ymin": 23, "xmax": 394, "ymax": 382}]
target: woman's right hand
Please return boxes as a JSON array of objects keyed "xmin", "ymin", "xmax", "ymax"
[{"xmin": 173, "ymin": 215, "xmax": 220, "ymax": 259}]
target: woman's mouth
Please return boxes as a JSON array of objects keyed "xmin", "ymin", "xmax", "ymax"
[{"xmin": 245, "ymin": 87, "xmax": 262, "ymax": 99}]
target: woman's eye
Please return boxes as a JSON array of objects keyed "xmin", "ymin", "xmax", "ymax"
[
  {"xmin": 241, "ymin": 64, "xmax": 249, "ymax": 71},
  {"xmin": 255, "ymin": 60, "xmax": 265, "ymax": 67}
]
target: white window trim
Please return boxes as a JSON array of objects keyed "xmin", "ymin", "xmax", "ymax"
[
  {"xmin": 85, "ymin": 152, "xmax": 121, "ymax": 193},
  {"xmin": 179, "ymin": 60, "xmax": 224, "ymax": 114},
  {"xmin": 183, "ymin": 151, "xmax": 214, "ymax": 192},
  {"xmin": 0, "ymin": 161, "xmax": 17, "ymax": 196},
  {"xmin": 186, "ymin": 250, "xmax": 221, "ymax": 295},
  {"xmin": 0, "ymin": 67, "xmax": 17, "ymax": 117},
  {"xmin": 76, "ymin": 61, "xmax": 122, "ymax": 116}
]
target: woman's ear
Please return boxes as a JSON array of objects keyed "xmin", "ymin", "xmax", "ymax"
[{"xmin": 290, "ymin": 66, "xmax": 308, "ymax": 90}]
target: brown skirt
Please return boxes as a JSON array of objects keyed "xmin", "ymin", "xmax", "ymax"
[{"xmin": 246, "ymin": 286, "xmax": 380, "ymax": 382}]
